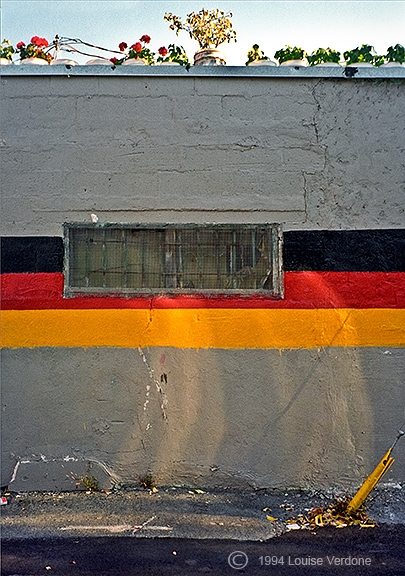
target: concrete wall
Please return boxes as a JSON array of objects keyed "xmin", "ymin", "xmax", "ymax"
[
  {"xmin": 2, "ymin": 346, "xmax": 404, "ymax": 490},
  {"xmin": 1, "ymin": 68, "xmax": 404, "ymax": 234},
  {"xmin": 1, "ymin": 67, "xmax": 404, "ymax": 491}
]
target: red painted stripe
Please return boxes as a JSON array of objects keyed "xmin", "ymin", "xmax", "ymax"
[{"xmin": 1, "ymin": 272, "xmax": 405, "ymax": 309}]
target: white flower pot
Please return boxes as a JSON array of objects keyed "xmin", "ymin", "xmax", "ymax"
[
  {"xmin": 0, "ymin": 58, "xmax": 13, "ymax": 65},
  {"xmin": 346, "ymin": 62, "xmax": 374, "ymax": 67},
  {"xmin": 314, "ymin": 62, "xmax": 341, "ymax": 67},
  {"xmin": 51, "ymin": 59, "xmax": 78, "ymax": 66},
  {"xmin": 380, "ymin": 61, "xmax": 405, "ymax": 67},
  {"xmin": 85, "ymin": 58, "xmax": 112, "ymax": 65},
  {"xmin": 157, "ymin": 61, "xmax": 181, "ymax": 66},
  {"xmin": 280, "ymin": 59, "xmax": 307, "ymax": 67},
  {"xmin": 248, "ymin": 60, "xmax": 277, "ymax": 66},
  {"xmin": 194, "ymin": 49, "xmax": 226, "ymax": 66},
  {"xmin": 122, "ymin": 59, "xmax": 147, "ymax": 66},
  {"xmin": 21, "ymin": 57, "xmax": 49, "ymax": 65}
]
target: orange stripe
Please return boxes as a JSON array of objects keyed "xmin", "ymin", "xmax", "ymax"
[{"xmin": 1, "ymin": 308, "xmax": 404, "ymax": 349}]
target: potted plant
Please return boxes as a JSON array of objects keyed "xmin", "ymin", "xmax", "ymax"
[
  {"xmin": 307, "ymin": 47, "xmax": 341, "ymax": 66},
  {"xmin": 245, "ymin": 44, "xmax": 276, "ymax": 66},
  {"xmin": 16, "ymin": 36, "xmax": 53, "ymax": 64},
  {"xmin": 156, "ymin": 44, "xmax": 190, "ymax": 66},
  {"xmin": 343, "ymin": 44, "xmax": 379, "ymax": 67},
  {"xmin": 274, "ymin": 45, "xmax": 307, "ymax": 66},
  {"xmin": 0, "ymin": 39, "xmax": 15, "ymax": 65},
  {"xmin": 381, "ymin": 43, "xmax": 405, "ymax": 67},
  {"xmin": 164, "ymin": 8, "xmax": 237, "ymax": 66},
  {"xmin": 109, "ymin": 35, "xmax": 155, "ymax": 66}
]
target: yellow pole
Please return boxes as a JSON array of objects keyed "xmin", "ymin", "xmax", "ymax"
[{"xmin": 346, "ymin": 448, "xmax": 394, "ymax": 514}]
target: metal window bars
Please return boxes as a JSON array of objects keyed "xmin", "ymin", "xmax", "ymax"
[{"xmin": 64, "ymin": 223, "xmax": 283, "ymax": 298}]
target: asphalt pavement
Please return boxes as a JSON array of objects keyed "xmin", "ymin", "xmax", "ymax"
[
  {"xmin": 3, "ymin": 526, "xmax": 405, "ymax": 575},
  {"xmin": 2, "ymin": 483, "xmax": 405, "ymax": 540},
  {"xmin": 1, "ymin": 484, "xmax": 405, "ymax": 575}
]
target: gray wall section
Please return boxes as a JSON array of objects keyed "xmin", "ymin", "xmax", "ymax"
[
  {"xmin": 1, "ymin": 73, "xmax": 404, "ymax": 235},
  {"xmin": 2, "ymin": 347, "xmax": 404, "ymax": 490}
]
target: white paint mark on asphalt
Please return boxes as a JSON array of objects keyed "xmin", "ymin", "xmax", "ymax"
[{"xmin": 60, "ymin": 525, "xmax": 133, "ymax": 533}]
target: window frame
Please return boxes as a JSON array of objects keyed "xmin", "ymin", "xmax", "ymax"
[{"xmin": 63, "ymin": 223, "xmax": 284, "ymax": 298}]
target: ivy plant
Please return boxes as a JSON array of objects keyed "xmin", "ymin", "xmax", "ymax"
[
  {"xmin": 343, "ymin": 44, "xmax": 378, "ymax": 66},
  {"xmin": 245, "ymin": 44, "xmax": 269, "ymax": 65},
  {"xmin": 307, "ymin": 47, "xmax": 341, "ymax": 66},
  {"xmin": 274, "ymin": 45, "xmax": 306, "ymax": 64},
  {"xmin": 385, "ymin": 43, "xmax": 405, "ymax": 64}
]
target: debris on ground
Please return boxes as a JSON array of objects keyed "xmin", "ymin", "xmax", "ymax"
[
  {"xmin": 284, "ymin": 496, "xmax": 377, "ymax": 530},
  {"xmin": 286, "ymin": 523, "xmax": 301, "ymax": 530},
  {"xmin": 281, "ymin": 428, "xmax": 404, "ymax": 532},
  {"xmin": 0, "ymin": 496, "xmax": 8, "ymax": 505},
  {"xmin": 132, "ymin": 515, "xmax": 157, "ymax": 534}
]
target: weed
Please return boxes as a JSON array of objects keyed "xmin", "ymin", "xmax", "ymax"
[
  {"xmin": 139, "ymin": 473, "xmax": 156, "ymax": 490},
  {"xmin": 80, "ymin": 474, "xmax": 99, "ymax": 492}
]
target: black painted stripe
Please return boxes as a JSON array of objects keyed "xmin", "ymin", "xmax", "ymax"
[
  {"xmin": 0, "ymin": 237, "xmax": 63, "ymax": 273},
  {"xmin": 284, "ymin": 230, "xmax": 405, "ymax": 272},
  {"xmin": 1, "ymin": 230, "xmax": 404, "ymax": 274}
]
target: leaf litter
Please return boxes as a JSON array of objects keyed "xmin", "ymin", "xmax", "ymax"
[{"xmin": 281, "ymin": 496, "xmax": 377, "ymax": 530}]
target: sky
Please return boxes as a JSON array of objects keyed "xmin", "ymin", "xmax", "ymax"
[{"xmin": 1, "ymin": 1, "xmax": 404, "ymax": 65}]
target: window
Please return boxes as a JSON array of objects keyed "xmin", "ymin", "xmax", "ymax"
[{"xmin": 64, "ymin": 223, "xmax": 283, "ymax": 297}]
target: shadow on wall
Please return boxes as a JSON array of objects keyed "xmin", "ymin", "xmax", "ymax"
[{"xmin": 138, "ymin": 346, "xmax": 375, "ymax": 490}]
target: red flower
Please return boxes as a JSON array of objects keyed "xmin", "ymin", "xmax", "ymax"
[
  {"xmin": 118, "ymin": 41, "xmax": 127, "ymax": 52},
  {"xmin": 139, "ymin": 34, "xmax": 151, "ymax": 44},
  {"xmin": 110, "ymin": 57, "xmax": 118, "ymax": 64},
  {"xmin": 131, "ymin": 42, "xmax": 142, "ymax": 53},
  {"xmin": 16, "ymin": 41, "xmax": 25, "ymax": 49},
  {"xmin": 158, "ymin": 46, "xmax": 168, "ymax": 57},
  {"xmin": 30, "ymin": 35, "xmax": 48, "ymax": 47}
]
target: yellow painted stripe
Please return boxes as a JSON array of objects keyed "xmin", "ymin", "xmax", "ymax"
[{"xmin": 1, "ymin": 308, "xmax": 404, "ymax": 349}]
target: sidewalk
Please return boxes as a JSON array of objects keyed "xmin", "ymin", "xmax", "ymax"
[{"xmin": 2, "ymin": 484, "xmax": 404, "ymax": 540}]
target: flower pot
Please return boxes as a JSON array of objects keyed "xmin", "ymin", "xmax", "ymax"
[
  {"xmin": 21, "ymin": 57, "xmax": 49, "ymax": 65},
  {"xmin": 0, "ymin": 58, "xmax": 13, "ymax": 65},
  {"xmin": 122, "ymin": 59, "xmax": 147, "ymax": 66},
  {"xmin": 314, "ymin": 62, "xmax": 341, "ymax": 67},
  {"xmin": 194, "ymin": 49, "xmax": 226, "ymax": 66},
  {"xmin": 248, "ymin": 59, "xmax": 277, "ymax": 67},
  {"xmin": 157, "ymin": 61, "xmax": 181, "ymax": 66},
  {"xmin": 85, "ymin": 58, "xmax": 112, "ymax": 65},
  {"xmin": 51, "ymin": 59, "xmax": 78, "ymax": 66},
  {"xmin": 280, "ymin": 59, "xmax": 307, "ymax": 67},
  {"xmin": 380, "ymin": 61, "xmax": 405, "ymax": 67},
  {"xmin": 346, "ymin": 62, "xmax": 374, "ymax": 67}
]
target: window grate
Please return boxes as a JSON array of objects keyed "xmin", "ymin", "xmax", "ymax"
[{"xmin": 64, "ymin": 223, "xmax": 283, "ymax": 297}]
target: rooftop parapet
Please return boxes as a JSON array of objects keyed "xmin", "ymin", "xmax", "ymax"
[{"xmin": 1, "ymin": 63, "xmax": 405, "ymax": 79}]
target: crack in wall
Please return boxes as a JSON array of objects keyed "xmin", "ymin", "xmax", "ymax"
[
  {"xmin": 302, "ymin": 172, "xmax": 309, "ymax": 223},
  {"xmin": 311, "ymin": 79, "xmax": 323, "ymax": 145},
  {"xmin": 138, "ymin": 346, "xmax": 168, "ymax": 420}
]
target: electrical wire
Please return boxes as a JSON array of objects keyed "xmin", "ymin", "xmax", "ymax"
[
  {"xmin": 56, "ymin": 36, "xmax": 124, "ymax": 55},
  {"xmin": 13, "ymin": 35, "xmax": 124, "ymax": 62}
]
